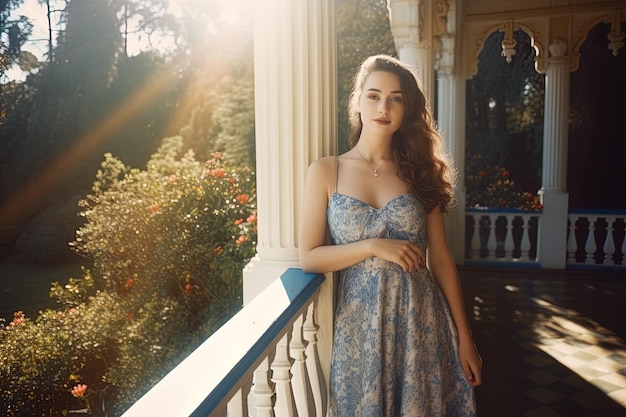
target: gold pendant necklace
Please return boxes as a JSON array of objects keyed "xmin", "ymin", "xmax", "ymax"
[{"xmin": 355, "ymin": 147, "xmax": 389, "ymax": 177}]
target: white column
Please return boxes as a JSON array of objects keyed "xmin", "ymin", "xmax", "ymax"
[
  {"xmin": 387, "ymin": 0, "xmax": 435, "ymax": 103},
  {"xmin": 537, "ymin": 39, "xmax": 570, "ymax": 269},
  {"xmin": 244, "ymin": 0, "xmax": 337, "ymax": 304},
  {"xmin": 436, "ymin": 73, "xmax": 467, "ymax": 264},
  {"xmin": 434, "ymin": 0, "xmax": 466, "ymax": 264}
]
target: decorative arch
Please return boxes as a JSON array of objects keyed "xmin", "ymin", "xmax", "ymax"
[
  {"xmin": 466, "ymin": 20, "xmax": 545, "ymax": 78},
  {"xmin": 571, "ymin": 9, "xmax": 625, "ymax": 72}
]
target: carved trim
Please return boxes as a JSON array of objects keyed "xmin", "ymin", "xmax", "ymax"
[
  {"xmin": 467, "ymin": 20, "xmax": 544, "ymax": 77},
  {"xmin": 434, "ymin": 0, "xmax": 449, "ymax": 37},
  {"xmin": 571, "ymin": 10, "xmax": 626, "ymax": 72},
  {"xmin": 501, "ymin": 20, "xmax": 517, "ymax": 63},
  {"xmin": 607, "ymin": 9, "xmax": 625, "ymax": 57},
  {"xmin": 433, "ymin": 0, "xmax": 451, "ymax": 73}
]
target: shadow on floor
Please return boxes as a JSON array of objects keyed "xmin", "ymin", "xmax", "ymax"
[{"xmin": 459, "ymin": 266, "xmax": 626, "ymax": 417}]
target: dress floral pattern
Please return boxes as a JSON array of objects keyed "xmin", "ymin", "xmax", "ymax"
[{"xmin": 327, "ymin": 192, "xmax": 476, "ymax": 417}]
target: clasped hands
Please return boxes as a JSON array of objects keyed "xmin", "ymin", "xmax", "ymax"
[{"xmin": 372, "ymin": 238, "xmax": 424, "ymax": 272}]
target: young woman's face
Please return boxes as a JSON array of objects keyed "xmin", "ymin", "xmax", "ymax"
[{"xmin": 358, "ymin": 70, "xmax": 405, "ymax": 137}]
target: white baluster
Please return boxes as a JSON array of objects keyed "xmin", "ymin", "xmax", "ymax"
[
  {"xmin": 272, "ymin": 334, "xmax": 296, "ymax": 417},
  {"xmin": 303, "ymin": 302, "xmax": 326, "ymax": 417},
  {"xmin": 228, "ymin": 387, "xmax": 245, "ymax": 417},
  {"xmin": 486, "ymin": 214, "xmax": 497, "ymax": 260},
  {"xmin": 520, "ymin": 214, "xmax": 531, "ymax": 262},
  {"xmin": 471, "ymin": 214, "xmax": 481, "ymax": 259},
  {"xmin": 504, "ymin": 214, "xmax": 515, "ymax": 261},
  {"xmin": 603, "ymin": 217, "xmax": 616, "ymax": 265},
  {"xmin": 253, "ymin": 357, "xmax": 275, "ymax": 417},
  {"xmin": 566, "ymin": 216, "xmax": 578, "ymax": 264},
  {"xmin": 290, "ymin": 314, "xmax": 313, "ymax": 417},
  {"xmin": 585, "ymin": 216, "xmax": 598, "ymax": 264}
]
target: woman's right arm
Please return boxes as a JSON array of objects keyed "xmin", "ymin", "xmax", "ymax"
[{"xmin": 298, "ymin": 158, "xmax": 422, "ymax": 274}]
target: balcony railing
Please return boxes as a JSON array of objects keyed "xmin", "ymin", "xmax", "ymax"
[
  {"xmin": 121, "ymin": 268, "xmax": 327, "ymax": 417},
  {"xmin": 465, "ymin": 207, "xmax": 626, "ymax": 270},
  {"xmin": 465, "ymin": 207, "xmax": 541, "ymax": 267},
  {"xmin": 567, "ymin": 209, "xmax": 626, "ymax": 269}
]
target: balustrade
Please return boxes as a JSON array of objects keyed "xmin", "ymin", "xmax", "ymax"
[
  {"xmin": 567, "ymin": 209, "xmax": 626, "ymax": 269},
  {"xmin": 465, "ymin": 207, "xmax": 626, "ymax": 270},
  {"xmin": 121, "ymin": 269, "xmax": 327, "ymax": 417},
  {"xmin": 465, "ymin": 207, "xmax": 541, "ymax": 266}
]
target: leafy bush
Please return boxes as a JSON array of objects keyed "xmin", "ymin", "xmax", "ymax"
[
  {"xmin": 0, "ymin": 136, "xmax": 257, "ymax": 416},
  {"xmin": 466, "ymin": 152, "xmax": 543, "ymax": 211}
]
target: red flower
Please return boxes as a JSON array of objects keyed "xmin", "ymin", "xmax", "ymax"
[
  {"xmin": 246, "ymin": 213, "xmax": 257, "ymax": 223},
  {"xmin": 502, "ymin": 170, "xmax": 510, "ymax": 178},
  {"xmin": 184, "ymin": 284, "xmax": 193, "ymax": 295},
  {"xmin": 478, "ymin": 170, "xmax": 486, "ymax": 178},
  {"xmin": 71, "ymin": 384, "xmax": 88, "ymax": 398},
  {"xmin": 236, "ymin": 235, "xmax": 248, "ymax": 245},
  {"xmin": 234, "ymin": 218, "xmax": 244, "ymax": 225},
  {"xmin": 210, "ymin": 168, "xmax": 226, "ymax": 178},
  {"xmin": 149, "ymin": 203, "xmax": 159, "ymax": 213},
  {"xmin": 213, "ymin": 246, "xmax": 224, "ymax": 256},
  {"xmin": 236, "ymin": 194, "xmax": 249, "ymax": 204},
  {"xmin": 124, "ymin": 278, "xmax": 134, "ymax": 290}
]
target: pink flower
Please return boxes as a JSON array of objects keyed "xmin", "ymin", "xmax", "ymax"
[
  {"xmin": 6, "ymin": 311, "xmax": 25, "ymax": 328},
  {"xmin": 71, "ymin": 384, "xmax": 88, "ymax": 398},
  {"xmin": 234, "ymin": 218, "xmax": 244, "ymax": 225},
  {"xmin": 246, "ymin": 213, "xmax": 257, "ymax": 223}
]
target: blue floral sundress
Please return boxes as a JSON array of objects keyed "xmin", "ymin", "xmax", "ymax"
[{"xmin": 327, "ymin": 172, "xmax": 476, "ymax": 416}]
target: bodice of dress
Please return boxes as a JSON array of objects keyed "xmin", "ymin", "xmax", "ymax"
[{"xmin": 327, "ymin": 192, "xmax": 427, "ymax": 251}]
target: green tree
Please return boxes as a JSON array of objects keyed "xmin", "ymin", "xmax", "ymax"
[
  {"xmin": 465, "ymin": 29, "xmax": 544, "ymax": 206},
  {"xmin": 336, "ymin": 0, "xmax": 396, "ymax": 153},
  {"xmin": 0, "ymin": 1, "xmax": 185, "ymax": 262},
  {"xmin": 1, "ymin": 0, "xmax": 30, "ymax": 77}
]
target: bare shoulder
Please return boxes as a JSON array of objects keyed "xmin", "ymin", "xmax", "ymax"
[
  {"xmin": 308, "ymin": 156, "xmax": 336, "ymax": 170},
  {"xmin": 305, "ymin": 156, "xmax": 337, "ymax": 198},
  {"xmin": 307, "ymin": 156, "xmax": 337, "ymax": 180}
]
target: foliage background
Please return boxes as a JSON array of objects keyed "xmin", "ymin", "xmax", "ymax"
[
  {"xmin": 465, "ymin": 29, "xmax": 544, "ymax": 209},
  {"xmin": 0, "ymin": 138, "xmax": 257, "ymax": 416}
]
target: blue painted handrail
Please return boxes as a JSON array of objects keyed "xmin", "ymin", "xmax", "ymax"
[{"xmin": 121, "ymin": 268, "xmax": 324, "ymax": 417}]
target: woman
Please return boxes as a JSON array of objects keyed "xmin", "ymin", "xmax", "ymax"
[{"xmin": 298, "ymin": 55, "xmax": 482, "ymax": 416}]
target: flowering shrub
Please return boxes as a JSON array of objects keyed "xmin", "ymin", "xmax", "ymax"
[
  {"xmin": 466, "ymin": 153, "xmax": 542, "ymax": 211},
  {"xmin": 0, "ymin": 136, "xmax": 257, "ymax": 416}
]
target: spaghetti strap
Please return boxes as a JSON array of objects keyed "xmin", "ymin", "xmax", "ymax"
[{"xmin": 334, "ymin": 156, "xmax": 339, "ymax": 194}]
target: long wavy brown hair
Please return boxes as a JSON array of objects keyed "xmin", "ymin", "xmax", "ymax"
[{"xmin": 347, "ymin": 54, "xmax": 457, "ymax": 213}]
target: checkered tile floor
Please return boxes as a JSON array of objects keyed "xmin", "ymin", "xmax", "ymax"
[{"xmin": 460, "ymin": 267, "xmax": 626, "ymax": 417}]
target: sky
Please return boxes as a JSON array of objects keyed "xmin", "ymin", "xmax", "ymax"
[
  {"xmin": 5, "ymin": 1, "xmax": 52, "ymax": 81},
  {"xmin": 4, "ymin": 0, "xmax": 252, "ymax": 82}
]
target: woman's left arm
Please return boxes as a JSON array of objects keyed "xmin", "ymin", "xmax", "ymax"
[{"xmin": 426, "ymin": 209, "xmax": 483, "ymax": 387}]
